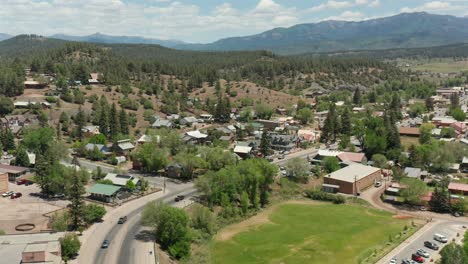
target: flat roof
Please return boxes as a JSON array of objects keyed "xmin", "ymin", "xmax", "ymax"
[
  {"xmin": 0, "ymin": 164, "xmax": 29, "ymax": 174},
  {"xmin": 325, "ymin": 163, "xmax": 381, "ymax": 183},
  {"xmin": 449, "ymin": 182, "xmax": 468, "ymax": 192}
]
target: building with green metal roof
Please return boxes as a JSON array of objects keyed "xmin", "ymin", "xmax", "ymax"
[{"xmin": 87, "ymin": 183, "xmax": 121, "ymax": 203}]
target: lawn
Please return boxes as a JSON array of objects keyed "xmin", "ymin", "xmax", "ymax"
[
  {"xmin": 400, "ymin": 136, "xmax": 420, "ymax": 150},
  {"xmin": 211, "ymin": 202, "xmax": 413, "ymax": 264}
]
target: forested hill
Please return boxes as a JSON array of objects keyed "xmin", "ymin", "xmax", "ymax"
[
  {"xmin": 0, "ymin": 35, "xmax": 407, "ymax": 96},
  {"xmin": 175, "ymin": 12, "xmax": 468, "ymax": 55}
]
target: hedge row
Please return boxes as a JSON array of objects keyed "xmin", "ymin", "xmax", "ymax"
[{"xmin": 304, "ymin": 190, "xmax": 346, "ymax": 204}]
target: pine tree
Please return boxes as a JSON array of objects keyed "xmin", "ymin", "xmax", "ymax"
[
  {"xmin": 340, "ymin": 107, "xmax": 351, "ymax": 135},
  {"xmin": 119, "ymin": 109, "xmax": 129, "ymax": 135},
  {"xmin": 109, "ymin": 103, "xmax": 120, "ymax": 138},
  {"xmin": 352, "ymin": 88, "xmax": 361, "ymax": 105},
  {"xmin": 3, "ymin": 129, "xmax": 15, "ymax": 151},
  {"xmin": 74, "ymin": 107, "xmax": 86, "ymax": 139},
  {"xmin": 321, "ymin": 104, "xmax": 338, "ymax": 142},
  {"xmin": 68, "ymin": 169, "xmax": 85, "ymax": 230},
  {"xmin": 260, "ymin": 130, "xmax": 271, "ymax": 157},
  {"xmin": 14, "ymin": 147, "xmax": 30, "ymax": 167}
]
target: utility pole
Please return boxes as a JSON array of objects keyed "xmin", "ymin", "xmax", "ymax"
[
  {"xmin": 354, "ymin": 175, "xmax": 357, "ymax": 196},
  {"xmin": 163, "ymin": 177, "xmax": 166, "ymax": 193}
]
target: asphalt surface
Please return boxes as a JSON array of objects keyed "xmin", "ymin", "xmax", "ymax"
[
  {"xmin": 386, "ymin": 221, "xmax": 466, "ymax": 263},
  {"xmin": 94, "ymin": 187, "xmax": 197, "ymax": 264}
]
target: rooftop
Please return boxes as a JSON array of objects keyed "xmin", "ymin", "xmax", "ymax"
[
  {"xmin": 104, "ymin": 173, "xmax": 139, "ymax": 186},
  {"xmin": 448, "ymin": 182, "xmax": 468, "ymax": 193},
  {"xmin": 87, "ymin": 183, "xmax": 121, "ymax": 196},
  {"xmin": 325, "ymin": 163, "xmax": 380, "ymax": 183}
]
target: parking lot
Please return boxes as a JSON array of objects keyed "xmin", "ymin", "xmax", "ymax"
[
  {"xmin": 378, "ymin": 221, "xmax": 466, "ymax": 263},
  {"xmin": 0, "ymin": 182, "xmax": 68, "ymax": 234}
]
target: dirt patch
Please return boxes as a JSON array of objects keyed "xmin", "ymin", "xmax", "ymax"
[
  {"xmin": 214, "ymin": 200, "xmax": 319, "ymax": 242},
  {"xmin": 393, "ymin": 215, "xmax": 413, "ymax": 219}
]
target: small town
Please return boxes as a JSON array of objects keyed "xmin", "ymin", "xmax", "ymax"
[{"xmin": 1, "ymin": 1, "xmax": 468, "ymax": 264}]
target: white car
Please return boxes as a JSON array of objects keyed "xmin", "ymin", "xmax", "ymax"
[
  {"xmin": 2, "ymin": 191, "xmax": 14, "ymax": 197},
  {"xmin": 389, "ymin": 257, "xmax": 397, "ymax": 264},
  {"xmin": 416, "ymin": 249, "xmax": 430, "ymax": 258}
]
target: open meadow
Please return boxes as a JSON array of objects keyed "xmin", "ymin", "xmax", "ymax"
[{"xmin": 211, "ymin": 201, "xmax": 415, "ymax": 264}]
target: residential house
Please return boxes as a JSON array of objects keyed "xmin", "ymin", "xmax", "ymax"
[
  {"xmin": 404, "ymin": 167, "xmax": 422, "ymax": 179},
  {"xmin": 88, "ymin": 73, "xmax": 100, "ymax": 85},
  {"xmin": 151, "ymin": 118, "xmax": 173, "ymax": 129},
  {"xmin": 337, "ymin": 152, "xmax": 367, "ymax": 164},
  {"xmin": 0, "ymin": 232, "xmax": 64, "ymax": 264},
  {"xmin": 137, "ymin": 134, "xmax": 160, "ymax": 144},
  {"xmin": 451, "ymin": 122, "xmax": 467, "ymax": 135},
  {"xmin": 180, "ymin": 116, "xmax": 199, "ymax": 126},
  {"xmin": 448, "ymin": 182, "xmax": 468, "ymax": 196},
  {"xmin": 399, "ymin": 127, "xmax": 421, "ymax": 137},
  {"xmin": 84, "ymin": 143, "xmax": 110, "ymax": 154},
  {"xmin": 115, "ymin": 139, "xmax": 135, "ymax": 156},
  {"xmin": 270, "ymin": 134, "xmax": 299, "ymax": 151},
  {"xmin": 0, "ymin": 173, "xmax": 7, "ymax": 193},
  {"xmin": 0, "ymin": 164, "xmax": 31, "ymax": 182},
  {"xmin": 199, "ymin": 114, "xmax": 213, "ymax": 123},
  {"xmin": 166, "ymin": 163, "xmax": 183, "ymax": 178},
  {"xmin": 233, "ymin": 145, "xmax": 252, "ymax": 159},
  {"xmin": 81, "ymin": 125, "xmax": 100, "ymax": 137},
  {"xmin": 87, "ymin": 183, "xmax": 121, "ymax": 203},
  {"xmin": 103, "ymin": 173, "xmax": 140, "ymax": 187},
  {"xmin": 24, "ymin": 80, "xmax": 47, "ymax": 89},
  {"xmin": 183, "ymin": 130, "xmax": 208, "ymax": 144},
  {"xmin": 297, "ymin": 129, "xmax": 320, "ymax": 142},
  {"xmin": 432, "ymin": 117, "xmax": 457, "ymax": 127}
]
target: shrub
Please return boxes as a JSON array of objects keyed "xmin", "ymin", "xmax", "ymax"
[{"xmin": 304, "ymin": 190, "xmax": 346, "ymax": 204}]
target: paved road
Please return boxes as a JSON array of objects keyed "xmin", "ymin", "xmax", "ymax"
[
  {"xmin": 378, "ymin": 221, "xmax": 466, "ymax": 264},
  {"xmin": 93, "ymin": 188, "xmax": 197, "ymax": 264},
  {"xmin": 274, "ymin": 148, "xmax": 319, "ymax": 166}
]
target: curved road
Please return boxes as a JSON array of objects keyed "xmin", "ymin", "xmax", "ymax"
[{"xmin": 93, "ymin": 187, "xmax": 197, "ymax": 264}]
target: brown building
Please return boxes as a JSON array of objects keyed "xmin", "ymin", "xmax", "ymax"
[
  {"xmin": 0, "ymin": 173, "xmax": 8, "ymax": 193},
  {"xmin": 323, "ymin": 163, "xmax": 382, "ymax": 195},
  {"xmin": 398, "ymin": 126, "xmax": 421, "ymax": 137}
]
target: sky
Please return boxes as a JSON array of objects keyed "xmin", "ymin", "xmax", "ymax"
[{"xmin": 0, "ymin": 0, "xmax": 467, "ymax": 43}]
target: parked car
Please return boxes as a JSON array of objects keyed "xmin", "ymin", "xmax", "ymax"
[
  {"xmin": 374, "ymin": 181, "xmax": 382, "ymax": 187},
  {"xmin": 401, "ymin": 259, "xmax": 412, "ymax": 264},
  {"xmin": 174, "ymin": 195, "xmax": 185, "ymax": 202},
  {"xmin": 416, "ymin": 249, "xmax": 430, "ymax": 258},
  {"xmin": 16, "ymin": 179, "xmax": 28, "ymax": 185},
  {"xmin": 2, "ymin": 191, "xmax": 14, "ymax": 197},
  {"xmin": 390, "ymin": 257, "xmax": 397, "ymax": 264},
  {"xmin": 424, "ymin": 241, "xmax": 439, "ymax": 250},
  {"xmin": 101, "ymin": 239, "xmax": 110, "ymax": 248},
  {"xmin": 118, "ymin": 216, "xmax": 127, "ymax": 224},
  {"xmin": 412, "ymin": 253, "xmax": 424, "ymax": 263},
  {"xmin": 53, "ymin": 194, "xmax": 65, "ymax": 199},
  {"xmin": 278, "ymin": 154, "xmax": 285, "ymax": 160},
  {"xmin": 10, "ymin": 192, "xmax": 22, "ymax": 199},
  {"xmin": 433, "ymin": 233, "xmax": 448, "ymax": 243},
  {"xmin": 419, "ymin": 206, "xmax": 428, "ymax": 211}
]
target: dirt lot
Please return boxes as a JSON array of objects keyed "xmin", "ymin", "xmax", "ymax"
[{"xmin": 0, "ymin": 183, "xmax": 68, "ymax": 234}]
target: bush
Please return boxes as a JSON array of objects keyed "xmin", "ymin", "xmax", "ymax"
[
  {"xmin": 83, "ymin": 204, "xmax": 106, "ymax": 225},
  {"xmin": 60, "ymin": 233, "xmax": 81, "ymax": 261},
  {"xmin": 304, "ymin": 190, "xmax": 346, "ymax": 204},
  {"xmin": 45, "ymin": 96, "xmax": 58, "ymax": 103}
]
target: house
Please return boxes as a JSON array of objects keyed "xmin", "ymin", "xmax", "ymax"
[
  {"xmin": 87, "ymin": 183, "xmax": 121, "ymax": 203},
  {"xmin": 0, "ymin": 164, "xmax": 31, "ymax": 182},
  {"xmin": 81, "ymin": 125, "xmax": 100, "ymax": 137},
  {"xmin": 432, "ymin": 117, "xmax": 457, "ymax": 127},
  {"xmin": 448, "ymin": 182, "xmax": 468, "ymax": 195},
  {"xmin": 152, "ymin": 119, "xmax": 173, "ymax": 129},
  {"xmin": 199, "ymin": 114, "xmax": 213, "ymax": 123},
  {"xmin": 404, "ymin": 167, "xmax": 422, "ymax": 179},
  {"xmin": 183, "ymin": 130, "xmax": 208, "ymax": 144},
  {"xmin": 352, "ymin": 107, "xmax": 366, "ymax": 113},
  {"xmin": 137, "ymin": 134, "xmax": 160, "ymax": 144},
  {"xmin": 436, "ymin": 89, "xmax": 462, "ymax": 99},
  {"xmin": 84, "ymin": 143, "xmax": 110, "ymax": 154},
  {"xmin": 180, "ymin": 116, "xmax": 199, "ymax": 126},
  {"xmin": 335, "ymin": 101, "xmax": 345, "ymax": 107},
  {"xmin": 257, "ymin": 119, "xmax": 281, "ymax": 130},
  {"xmin": 399, "ymin": 127, "xmax": 420, "ymax": 137},
  {"xmin": 297, "ymin": 129, "xmax": 320, "ymax": 142},
  {"xmin": 103, "ymin": 173, "xmax": 140, "ymax": 187},
  {"xmin": 233, "ymin": 145, "xmax": 252, "ymax": 159},
  {"xmin": 0, "ymin": 232, "xmax": 64, "ymax": 264},
  {"xmin": 337, "ymin": 152, "xmax": 367, "ymax": 164},
  {"xmin": 219, "ymin": 135, "xmax": 234, "ymax": 143},
  {"xmin": 1, "ymin": 115, "xmax": 38, "ymax": 136},
  {"xmin": 451, "ymin": 122, "xmax": 467, "ymax": 134},
  {"xmin": 322, "ymin": 163, "xmax": 382, "ymax": 195},
  {"xmin": 24, "ymin": 80, "xmax": 47, "ymax": 89},
  {"xmin": 166, "ymin": 163, "xmax": 183, "ymax": 178},
  {"xmin": 270, "ymin": 134, "xmax": 299, "ymax": 151},
  {"xmin": 461, "ymin": 157, "xmax": 468, "ymax": 171},
  {"xmin": 88, "ymin": 73, "xmax": 100, "ymax": 85},
  {"xmin": 115, "ymin": 139, "xmax": 135, "ymax": 155}
]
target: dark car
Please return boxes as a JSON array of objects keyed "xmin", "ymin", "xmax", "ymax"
[
  {"xmin": 401, "ymin": 259, "xmax": 411, "ymax": 264},
  {"xmin": 118, "ymin": 216, "xmax": 127, "ymax": 224},
  {"xmin": 174, "ymin": 195, "xmax": 185, "ymax": 202},
  {"xmin": 11, "ymin": 192, "xmax": 22, "ymax": 199},
  {"xmin": 412, "ymin": 253, "xmax": 424, "ymax": 263},
  {"xmin": 101, "ymin": 239, "xmax": 110, "ymax": 248},
  {"xmin": 16, "ymin": 179, "xmax": 27, "ymax": 185},
  {"xmin": 424, "ymin": 241, "xmax": 439, "ymax": 250}
]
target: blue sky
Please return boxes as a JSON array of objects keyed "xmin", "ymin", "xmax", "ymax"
[{"xmin": 0, "ymin": 0, "xmax": 467, "ymax": 43}]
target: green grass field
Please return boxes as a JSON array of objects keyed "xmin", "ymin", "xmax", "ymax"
[{"xmin": 211, "ymin": 203, "xmax": 413, "ymax": 264}]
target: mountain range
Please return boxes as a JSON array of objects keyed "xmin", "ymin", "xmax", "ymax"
[
  {"xmin": 1, "ymin": 12, "xmax": 468, "ymax": 55},
  {"xmin": 0, "ymin": 33, "xmax": 12, "ymax": 42},
  {"xmin": 49, "ymin": 33, "xmax": 184, "ymax": 48}
]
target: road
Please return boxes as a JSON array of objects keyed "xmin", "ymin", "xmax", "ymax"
[
  {"xmin": 377, "ymin": 221, "xmax": 466, "ymax": 264},
  {"xmin": 274, "ymin": 148, "xmax": 319, "ymax": 166},
  {"xmin": 75, "ymin": 180, "xmax": 195, "ymax": 264}
]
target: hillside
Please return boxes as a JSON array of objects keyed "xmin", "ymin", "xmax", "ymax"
[
  {"xmin": 0, "ymin": 33, "xmax": 11, "ymax": 42},
  {"xmin": 0, "ymin": 35, "xmax": 69, "ymax": 57},
  {"xmin": 50, "ymin": 33, "xmax": 184, "ymax": 48},
  {"xmin": 175, "ymin": 12, "xmax": 468, "ymax": 55}
]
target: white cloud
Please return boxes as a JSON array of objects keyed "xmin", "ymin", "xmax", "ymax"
[
  {"xmin": 400, "ymin": 1, "xmax": 459, "ymax": 13},
  {"xmin": 323, "ymin": 11, "xmax": 366, "ymax": 21},
  {"xmin": 369, "ymin": 0, "xmax": 380, "ymax": 7},
  {"xmin": 255, "ymin": 0, "xmax": 281, "ymax": 13},
  {"xmin": 355, "ymin": 0, "xmax": 368, "ymax": 4},
  {"xmin": 308, "ymin": 1, "xmax": 353, "ymax": 12}
]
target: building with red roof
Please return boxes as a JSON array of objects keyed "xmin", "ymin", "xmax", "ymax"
[{"xmin": 448, "ymin": 182, "xmax": 468, "ymax": 195}]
